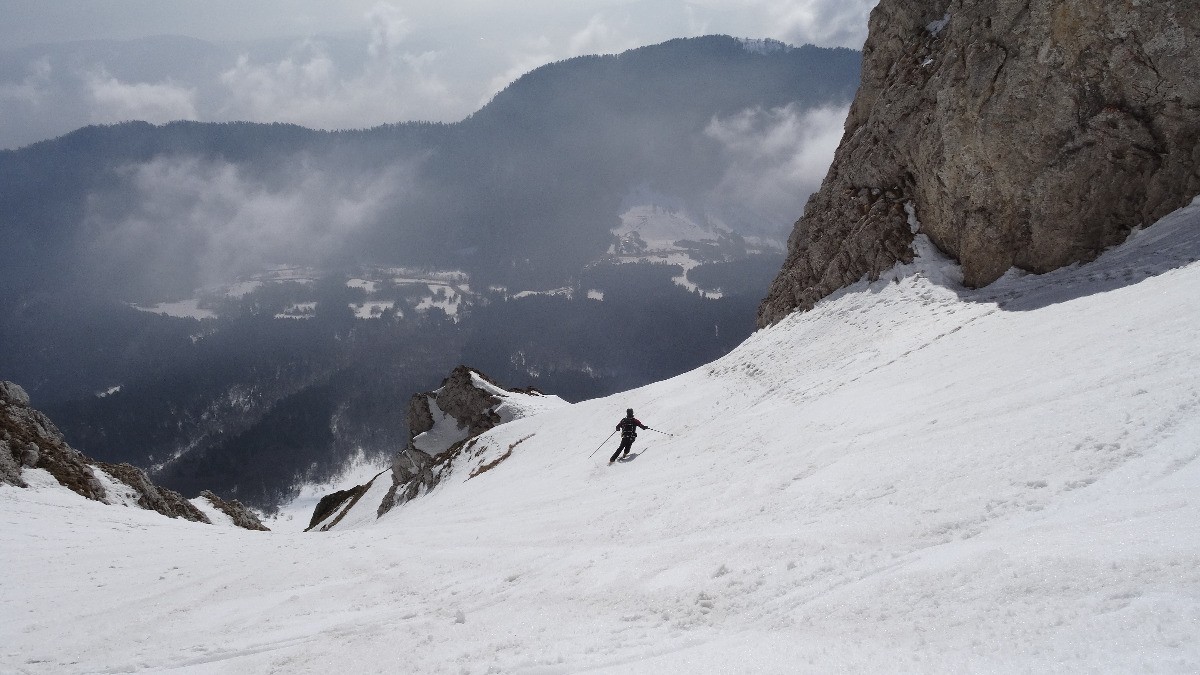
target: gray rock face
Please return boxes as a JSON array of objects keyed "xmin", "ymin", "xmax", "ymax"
[
  {"xmin": 198, "ymin": 490, "xmax": 270, "ymax": 531},
  {"xmin": 1, "ymin": 380, "xmax": 267, "ymax": 530},
  {"xmin": 380, "ymin": 366, "xmax": 505, "ymax": 516},
  {"xmin": 430, "ymin": 366, "xmax": 504, "ymax": 437},
  {"xmin": 95, "ymin": 462, "xmax": 211, "ymax": 523},
  {"xmin": 2, "ymin": 379, "xmax": 106, "ymax": 500},
  {"xmin": 759, "ymin": 0, "xmax": 1200, "ymax": 326}
]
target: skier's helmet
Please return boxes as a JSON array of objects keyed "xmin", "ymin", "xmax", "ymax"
[{"xmin": 626, "ymin": 408, "xmax": 634, "ymax": 417}]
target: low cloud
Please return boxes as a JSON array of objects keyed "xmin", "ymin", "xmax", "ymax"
[
  {"xmin": 689, "ymin": 0, "xmax": 877, "ymax": 49},
  {"xmin": 85, "ymin": 156, "xmax": 411, "ymax": 298},
  {"xmin": 765, "ymin": 0, "xmax": 878, "ymax": 48},
  {"xmin": 218, "ymin": 4, "xmax": 461, "ymax": 128},
  {"xmin": 482, "ymin": 12, "xmax": 642, "ymax": 104},
  {"xmin": 86, "ymin": 68, "xmax": 198, "ymax": 124},
  {"xmin": 568, "ymin": 14, "xmax": 639, "ymax": 57},
  {"xmin": 704, "ymin": 103, "xmax": 849, "ymax": 236},
  {"xmin": 0, "ymin": 57, "xmax": 53, "ymax": 106}
]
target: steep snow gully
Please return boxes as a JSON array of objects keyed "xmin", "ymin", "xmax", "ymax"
[{"xmin": 4, "ymin": 198, "xmax": 1200, "ymax": 672}]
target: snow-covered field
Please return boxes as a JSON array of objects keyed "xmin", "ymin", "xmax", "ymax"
[{"xmin": 4, "ymin": 199, "xmax": 1200, "ymax": 673}]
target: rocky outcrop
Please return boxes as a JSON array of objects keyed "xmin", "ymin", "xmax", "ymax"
[
  {"xmin": 381, "ymin": 367, "xmax": 511, "ymax": 515},
  {"xmin": 96, "ymin": 461, "xmax": 209, "ymax": 523},
  {"xmin": 307, "ymin": 484, "xmax": 373, "ymax": 530},
  {"xmin": 759, "ymin": 0, "xmax": 1200, "ymax": 326},
  {"xmin": 2, "ymin": 381, "xmax": 106, "ymax": 500},
  {"xmin": 199, "ymin": 490, "xmax": 270, "ymax": 531},
  {"xmin": 308, "ymin": 366, "xmax": 565, "ymax": 530},
  {"xmin": 2, "ymin": 380, "xmax": 267, "ymax": 530}
]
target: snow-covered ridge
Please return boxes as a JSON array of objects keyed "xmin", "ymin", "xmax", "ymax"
[
  {"xmin": 3, "ymin": 198, "xmax": 1200, "ymax": 671},
  {"xmin": 308, "ymin": 366, "xmax": 568, "ymax": 531}
]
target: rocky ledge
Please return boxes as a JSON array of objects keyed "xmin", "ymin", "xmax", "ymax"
[
  {"xmin": 308, "ymin": 366, "xmax": 565, "ymax": 531},
  {"xmin": 1, "ymin": 380, "xmax": 267, "ymax": 530},
  {"xmin": 759, "ymin": 0, "xmax": 1200, "ymax": 325}
]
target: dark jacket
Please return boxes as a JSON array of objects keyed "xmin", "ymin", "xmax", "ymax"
[{"xmin": 616, "ymin": 416, "xmax": 647, "ymax": 438}]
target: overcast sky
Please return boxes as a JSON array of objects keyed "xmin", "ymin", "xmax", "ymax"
[{"xmin": 0, "ymin": 0, "xmax": 877, "ymax": 148}]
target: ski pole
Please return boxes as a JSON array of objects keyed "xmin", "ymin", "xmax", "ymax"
[
  {"xmin": 588, "ymin": 430, "xmax": 618, "ymax": 458},
  {"xmin": 645, "ymin": 427, "xmax": 673, "ymax": 437}
]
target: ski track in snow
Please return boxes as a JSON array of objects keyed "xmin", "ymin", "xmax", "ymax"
[{"xmin": 3, "ymin": 199, "xmax": 1200, "ymax": 673}]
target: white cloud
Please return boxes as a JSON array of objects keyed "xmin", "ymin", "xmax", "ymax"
[
  {"xmin": 567, "ymin": 14, "xmax": 639, "ymax": 57},
  {"xmin": 688, "ymin": 0, "xmax": 878, "ymax": 48},
  {"xmin": 704, "ymin": 103, "xmax": 849, "ymax": 233},
  {"xmin": 217, "ymin": 5, "xmax": 461, "ymax": 128},
  {"xmin": 482, "ymin": 12, "xmax": 641, "ymax": 104},
  {"xmin": 0, "ymin": 57, "xmax": 53, "ymax": 106},
  {"xmin": 86, "ymin": 156, "xmax": 411, "ymax": 292},
  {"xmin": 0, "ymin": 1, "xmax": 877, "ymax": 148},
  {"xmin": 85, "ymin": 68, "xmax": 198, "ymax": 124},
  {"xmin": 366, "ymin": 1, "xmax": 412, "ymax": 58},
  {"xmin": 483, "ymin": 37, "xmax": 556, "ymax": 103}
]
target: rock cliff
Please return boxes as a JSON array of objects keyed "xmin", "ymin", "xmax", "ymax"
[
  {"xmin": 308, "ymin": 366, "xmax": 566, "ymax": 531},
  {"xmin": 1, "ymin": 380, "xmax": 266, "ymax": 530},
  {"xmin": 759, "ymin": 0, "xmax": 1200, "ymax": 325}
]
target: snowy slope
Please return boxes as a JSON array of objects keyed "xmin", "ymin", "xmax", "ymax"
[{"xmin": 3, "ymin": 199, "xmax": 1200, "ymax": 673}]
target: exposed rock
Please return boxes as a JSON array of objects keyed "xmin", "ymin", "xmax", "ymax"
[
  {"xmin": 759, "ymin": 0, "xmax": 1200, "ymax": 326},
  {"xmin": 1, "ymin": 380, "xmax": 106, "ymax": 500},
  {"xmin": 94, "ymin": 461, "xmax": 211, "ymax": 523},
  {"xmin": 309, "ymin": 366, "xmax": 567, "ymax": 529},
  {"xmin": 199, "ymin": 490, "xmax": 270, "ymax": 531},
  {"xmin": 407, "ymin": 393, "xmax": 435, "ymax": 439},
  {"xmin": 379, "ymin": 366, "xmax": 511, "ymax": 515},
  {"xmin": 0, "ymin": 438, "xmax": 24, "ymax": 487},
  {"xmin": 307, "ymin": 485, "xmax": 372, "ymax": 531},
  {"xmin": 1, "ymin": 379, "xmax": 265, "ymax": 530},
  {"xmin": 430, "ymin": 366, "xmax": 504, "ymax": 437}
]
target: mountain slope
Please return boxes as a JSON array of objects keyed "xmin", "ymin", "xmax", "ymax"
[
  {"xmin": 0, "ymin": 36, "xmax": 859, "ymax": 509},
  {"xmin": 3, "ymin": 197, "xmax": 1198, "ymax": 672}
]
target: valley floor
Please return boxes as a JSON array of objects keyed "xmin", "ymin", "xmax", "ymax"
[{"xmin": 4, "ymin": 199, "xmax": 1200, "ymax": 673}]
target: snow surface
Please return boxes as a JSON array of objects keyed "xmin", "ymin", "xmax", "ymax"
[
  {"xmin": 415, "ymin": 285, "xmax": 463, "ymax": 317},
  {"xmin": 188, "ymin": 495, "xmax": 236, "ymax": 528},
  {"xmin": 609, "ymin": 205, "xmax": 766, "ymax": 296},
  {"xmin": 349, "ymin": 300, "xmax": 397, "ymax": 319},
  {"xmin": 469, "ymin": 372, "xmax": 568, "ymax": 424},
  {"xmin": 131, "ymin": 299, "xmax": 216, "ymax": 320},
  {"xmin": 93, "ymin": 467, "xmax": 144, "ymax": 508},
  {"xmin": 411, "ymin": 396, "xmax": 472, "ymax": 455},
  {"xmin": 346, "ymin": 278, "xmax": 380, "ymax": 293},
  {"xmin": 274, "ymin": 301, "xmax": 317, "ymax": 320},
  {"xmin": 266, "ymin": 452, "xmax": 391, "ymax": 532},
  {"xmin": 613, "ymin": 205, "xmax": 721, "ymax": 251},
  {"xmin": 4, "ymin": 198, "xmax": 1200, "ymax": 672}
]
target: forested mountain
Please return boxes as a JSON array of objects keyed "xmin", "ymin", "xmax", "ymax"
[
  {"xmin": 2, "ymin": 36, "xmax": 858, "ymax": 299},
  {"xmin": 0, "ymin": 36, "xmax": 859, "ymax": 509}
]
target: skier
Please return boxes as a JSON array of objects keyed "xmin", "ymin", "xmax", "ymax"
[{"xmin": 610, "ymin": 408, "xmax": 648, "ymax": 463}]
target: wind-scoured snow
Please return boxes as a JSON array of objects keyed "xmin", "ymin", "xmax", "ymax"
[
  {"xmin": 189, "ymin": 495, "xmax": 236, "ymax": 528},
  {"xmin": 469, "ymin": 372, "xmax": 568, "ymax": 424},
  {"xmin": 3, "ymin": 199, "xmax": 1200, "ymax": 672},
  {"xmin": 412, "ymin": 397, "xmax": 472, "ymax": 455}
]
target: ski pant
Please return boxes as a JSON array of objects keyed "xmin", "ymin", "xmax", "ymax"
[{"xmin": 610, "ymin": 435, "xmax": 636, "ymax": 462}]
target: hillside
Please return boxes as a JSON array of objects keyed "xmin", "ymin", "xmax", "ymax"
[
  {"xmin": 4, "ymin": 196, "xmax": 1198, "ymax": 672},
  {"xmin": 0, "ymin": 36, "xmax": 856, "ymax": 509}
]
